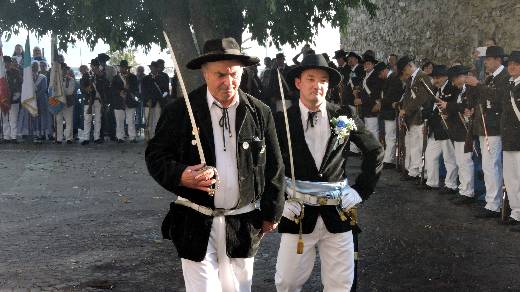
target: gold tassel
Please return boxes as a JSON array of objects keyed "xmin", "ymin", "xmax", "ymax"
[{"xmin": 295, "ymin": 203, "xmax": 305, "ymax": 254}]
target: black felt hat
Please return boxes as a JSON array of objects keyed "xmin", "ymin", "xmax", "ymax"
[
  {"xmin": 373, "ymin": 62, "xmax": 388, "ymax": 75},
  {"xmin": 287, "ymin": 54, "xmax": 343, "ymax": 89},
  {"xmin": 508, "ymin": 51, "xmax": 520, "ymax": 63},
  {"xmin": 485, "ymin": 46, "xmax": 506, "ymax": 58},
  {"xmin": 119, "ymin": 60, "xmax": 130, "ymax": 68},
  {"xmin": 276, "ymin": 53, "xmax": 285, "ymax": 59},
  {"xmin": 447, "ymin": 65, "xmax": 470, "ymax": 79},
  {"xmin": 187, "ymin": 37, "xmax": 260, "ymax": 70},
  {"xmin": 97, "ymin": 53, "xmax": 110, "ymax": 63},
  {"xmin": 362, "ymin": 54, "xmax": 378, "ymax": 64},
  {"xmin": 333, "ymin": 49, "xmax": 347, "ymax": 60},
  {"xmin": 396, "ymin": 55, "xmax": 412, "ymax": 76},
  {"xmin": 346, "ymin": 51, "xmax": 362, "ymax": 62},
  {"xmin": 90, "ymin": 58, "xmax": 100, "ymax": 67},
  {"xmin": 431, "ymin": 65, "xmax": 448, "ymax": 77}
]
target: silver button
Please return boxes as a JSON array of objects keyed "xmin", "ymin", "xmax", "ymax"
[{"xmin": 242, "ymin": 142, "xmax": 250, "ymax": 150}]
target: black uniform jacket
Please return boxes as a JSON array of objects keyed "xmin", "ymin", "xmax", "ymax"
[
  {"xmin": 380, "ymin": 72, "xmax": 404, "ymax": 120},
  {"xmin": 403, "ymin": 71, "xmax": 434, "ymax": 126},
  {"xmin": 423, "ymin": 81, "xmax": 458, "ymax": 141},
  {"xmin": 142, "ymin": 74, "xmax": 166, "ymax": 108},
  {"xmin": 446, "ymin": 86, "xmax": 470, "ymax": 142},
  {"xmin": 111, "ymin": 73, "xmax": 139, "ymax": 110},
  {"xmin": 342, "ymin": 64, "xmax": 365, "ymax": 107},
  {"xmin": 274, "ymin": 102, "xmax": 383, "ymax": 235},
  {"xmin": 360, "ymin": 70, "xmax": 383, "ymax": 118},
  {"xmin": 145, "ymin": 86, "xmax": 285, "ymax": 262},
  {"xmin": 467, "ymin": 68, "xmax": 509, "ymax": 137}
]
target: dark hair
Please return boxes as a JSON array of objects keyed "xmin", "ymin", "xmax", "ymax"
[
  {"xmin": 422, "ymin": 61, "xmax": 434, "ymax": 70},
  {"xmin": 12, "ymin": 44, "xmax": 24, "ymax": 56}
]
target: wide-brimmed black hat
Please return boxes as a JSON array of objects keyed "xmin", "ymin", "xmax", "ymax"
[
  {"xmin": 396, "ymin": 55, "xmax": 412, "ymax": 76},
  {"xmin": 508, "ymin": 51, "xmax": 520, "ymax": 63},
  {"xmin": 287, "ymin": 54, "xmax": 343, "ymax": 89},
  {"xmin": 447, "ymin": 65, "xmax": 470, "ymax": 79},
  {"xmin": 431, "ymin": 65, "xmax": 448, "ymax": 77},
  {"xmin": 149, "ymin": 61, "xmax": 158, "ymax": 68},
  {"xmin": 346, "ymin": 52, "xmax": 362, "ymax": 62},
  {"xmin": 90, "ymin": 58, "xmax": 100, "ymax": 67},
  {"xmin": 373, "ymin": 62, "xmax": 388, "ymax": 75},
  {"xmin": 485, "ymin": 46, "xmax": 505, "ymax": 58},
  {"xmin": 97, "ymin": 53, "xmax": 110, "ymax": 62},
  {"xmin": 333, "ymin": 49, "xmax": 347, "ymax": 60},
  {"xmin": 363, "ymin": 54, "xmax": 378, "ymax": 64},
  {"xmin": 119, "ymin": 60, "xmax": 130, "ymax": 68},
  {"xmin": 186, "ymin": 37, "xmax": 260, "ymax": 70},
  {"xmin": 275, "ymin": 53, "xmax": 285, "ymax": 59}
]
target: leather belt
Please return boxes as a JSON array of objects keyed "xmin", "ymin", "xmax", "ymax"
[
  {"xmin": 175, "ymin": 197, "xmax": 258, "ymax": 217},
  {"xmin": 293, "ymin": 191, "xmax": 341, "ymax": 206}
]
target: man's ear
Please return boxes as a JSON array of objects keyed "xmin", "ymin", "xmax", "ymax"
[{"xmin": 295, "ymin": 77, "xmax": 302, "ymax": 91}]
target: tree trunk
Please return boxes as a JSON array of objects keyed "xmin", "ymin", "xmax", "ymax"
[{"xmin": 162, "ymin": 0, "xmax": 203, "ymax": 92}]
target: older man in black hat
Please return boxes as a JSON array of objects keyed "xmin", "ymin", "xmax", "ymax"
[
  {"xmin": 268, "ymin": 52, "xmax": 293, "ymax": 112},
  {"xmin": 145, "ymin": 37, "xmax": 285, "ymax": 292},
  {"xmin": 141, "ymin": 61, "xmax": 166, "ymax": 140},
  {"xmin": 375, "ymin": 61, "xmax": 405, "ymax": 169},
  {"xmin": 274, "ymin": 53, "xmax": 383, "ymax": 292},
  {"xmin": 465, "ymin": 46, "xmax": 508, "ymax": 218},
  {"xmin": 397, "ymin": 56, "xmax": 434, "ymax": 181},
  {"xmin": 422, "ymin": 65, "xmax": 459, "ymax": 193}
]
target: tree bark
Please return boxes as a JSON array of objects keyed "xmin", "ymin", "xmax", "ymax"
[{"xmin": 162, "ymin": 0, "xmax": 203, "ymax": 92}]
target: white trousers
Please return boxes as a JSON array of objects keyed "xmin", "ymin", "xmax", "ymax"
[
  {"xmin": 275, "ymin": 216, "xmax": 354, "ymax": 292},
  {"xmin": 479, "ymin": 136, "xmax": 503, "ymax": 212},
  {"xmin": 405, "ymin": 125, "xmax": 423, "ymax": 177},
  {"xmin": 1, "ymin": 103, "xmax": 19, "ymax": 140},
  {"xmin": 144, "ymin": 104, "xmax": 161, "ymax": 140},
  {"xmin": 454, "ymin": 141, "xmax": 475, "ymax": 197},
  {"xmin": 114, "ymin": 108, "xmax": 137, "ymax": 140},
  {"xmin": 55, "ymin": 106, "xmax": 73, "ymax": 142},
  {"xmin": 82, "ymin": 100, "xmax": 102, "ymax": 141},
  {"xmin": 364, "ymin": 117, "xmax": 379, "ymax": 142},
  {"xmin": 504, "ymin": 151, "xmax": 520, "ymax": 221},
  {"xmin": 181, "ymin": 217, "xmax": 254, "ymax": 292},
  {"xmin": 425, "ymin": 138, "xmax": 458, "ymax": 189},
  {"xmin": 383, "ymin": 119, "xmax": 397, "ymax": 164}
]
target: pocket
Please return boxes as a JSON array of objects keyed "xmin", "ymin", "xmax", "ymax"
[{"xmin": 251, "ymin": 138, "xmax": 267, "ymax": 166}]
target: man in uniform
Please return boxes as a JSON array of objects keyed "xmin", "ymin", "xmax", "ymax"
[
  {"xmin": 397, "ymin": 56, "xmax": 434, "ymax": 181},
  {"xmin": 465, "ymin": 46, "xmax": 508, "ymax": 218},
  {"xmin": 142, "ymin": 61, "xmax": 165, "ymax": 140},
  {"xmin": 1, "ymin": 56, "xmax": 22, "ymax": 144},
  {"xmin": 145, "ymin": 37, "xmax": 285, "ymax": 292},
  {"xmin": 438, "ymin": 65, "xmax": 476, "ymax": 204},
  {"xmin": 423, "ymin": 65, "xmax": 459, "ymax": 193},
  {"xmin": 274, "ymin": 53, "xmax": 383, "ymax": 291},
  {"xmin": 268, "ymin": 53, "xmax": 293, "ymax": 112},
  {"xmin": 112, "ymin": 60, "xmax": 139, "ymax": 143},
  {"xmin": 360, "ymin": 54, "xmax": 382, "ymax": 140},
  {"xmin": 375, "ymin": 61, "xmax": 405, "ymax": 169}
]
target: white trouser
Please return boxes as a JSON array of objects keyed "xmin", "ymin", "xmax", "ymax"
[
  {"xmin": 383, "ymin": 119, "xmax": 397, "ymax": 164},
  {"xmin": 406, "ymin": 125, "xmax": 423, "ymax": 177},
  {"xmin": 82, "ymin": 100, "xmax": 102, "ymax": 141},
  {"xmin": 425, "ymin": 138, "xmax": 458, "ymax": 189},
  {"xmin": 181, "ymin": 216, "xmax": 254, "ymax": 292},
  {"xmin": 55, "ymin": 106, "xmax": 73, "ymax": 142},
  {"xmin": 364, "ymin": 117, "xmax": 379, "ymax": 142},
  {"xmin": 504, "ymin": 151, "xmax": 520, "ymax": 221},
  {"xmin": 454, "ymin": 141, "xmax": 475, "ymax": 197},
  {"xmin": 349, "ymin": 105, "xmax": 360, "ymax": 154},
  {"xmin": 275, "ymin": 216, "xmax": 354, "ymax": 292},
  {"xmin": 114, "ymin": 108, "xmax": 137, "ymax": 140},
  {"xmin": 1, "ymin": 103, "xmax": 19, "ymax": 140},
  {"xmin": 144, "ymin": 103, "xmax": 161, "ymax": 140},
  {"xmin": 479, "ymin": 136, "xmax": 503, "ymax": 212}
]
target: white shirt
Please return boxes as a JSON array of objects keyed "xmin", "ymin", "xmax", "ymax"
[
  {"xmin": 411, "ymin": 68, "xmax": 420, "ymax": 83},
  {"xmin": 299, "ymin": 100, "xmax": 331, "ymax": 169},
  {"xmin": 207, "ymin": 89, "xmax": 240, "ymax": 209},
  {"xmin": 492, "ymin": 65, "xmax": 505, "ymax": 78},
  {"xmin": 511, "ymin": 76, "xmax": 520, "ymax": 87}
]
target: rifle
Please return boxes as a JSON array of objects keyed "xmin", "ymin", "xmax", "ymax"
[
  {"xmin": 501, "ymin": 186, "xmax": 511, "ymax": 223},
  {"xmin": 420, "ymin": 119, "xmax": 428, "ymax": 185},
  {"xmin": 397, "ymin": 104, "xmax": 408, "ymax": 173},
  {"xmin": 395, "ymin": 107, "xmax": 400, "ymax": 170}
]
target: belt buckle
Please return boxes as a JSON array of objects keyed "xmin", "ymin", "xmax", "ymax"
[
  {"xmin": 213, "ymin": 208, "xmax": 226, "ymax": 217},
  {"xmin": 318, "ymin": 197, "xmax": 328, "ymax": 206}
]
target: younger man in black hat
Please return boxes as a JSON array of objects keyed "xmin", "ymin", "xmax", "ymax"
[
  {"xmin": 423, "ymin": 65, "xmax": 459, "ymax": 193},
  {"xmin": 111, "ymin": 60, "xmax": 139, "ymax": 143},
  {"xmin": 141, "ymin": 61, "xmax": 165, "ymax": 140},
  {"xmin": 274, "ymin": 53, "xmax": 383, "ymax": 291},
  {"xmin": 360, "ymin": 54, "xmax": 382, "ymax": 140}
]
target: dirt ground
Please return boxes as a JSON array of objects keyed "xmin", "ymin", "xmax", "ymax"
[{"xmin": 1, "ymin": 142, "xmax": 519, "ymax": 291}]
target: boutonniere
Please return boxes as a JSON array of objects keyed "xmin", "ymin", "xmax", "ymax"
[{"xmin": 330, "ymin": 116, "xmax": 357, "ymax": 150}]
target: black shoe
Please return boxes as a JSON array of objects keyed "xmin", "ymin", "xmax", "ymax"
[
  {"xmin": 81, "ymin": 140, "xmax": 90, "ymax": 146},
  {"xmin": 10, "ymin": 139, "xmax": 18, "ymax": 144},
  {"xmin": 55, "ymin": 141, "xmax": 62, "ymax": 144},
  {"xmin": 474, "ymin": 209, "xmax": 500, "ymax": 219},
  {"xmin": 439, "ymin": 187, "xmax": 458, "ymax": 195},
  {"xmin": 400, "ymin": 175, "xmax": 417, "ymax": 181},
  {"xmin": 452, "ymin": 196, "xmax": 475, "ymax": 205},
  {"xmin": 130, "ymin": 139, "xmax": 137, "ymax": 143},
  {"xmin": 94, "ymin": 139, "xmax": 103, "ymax": 144},
  {"xmin": 66, "ymin": 140, "xmax": 73, "ymax": 144},
  {"xmin": 117, "ymin": 139, "xmax": 125, "ymax": 144},
  {"xmin": 419, "ymin": 184, "xmax": 439, "ymax": 191},
  {"xmin": 383, "ymin": 163, "xmax": 396, "ymax": 169}
]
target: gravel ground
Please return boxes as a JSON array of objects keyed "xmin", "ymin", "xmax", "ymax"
[{"xmin": 0, "ymin": 142, "xmax": 519, "ymax": 292}]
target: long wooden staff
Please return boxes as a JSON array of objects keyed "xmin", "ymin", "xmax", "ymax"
[{"xmin": 276, "ymin": 69, "xmax": 304, "ymax": 254}]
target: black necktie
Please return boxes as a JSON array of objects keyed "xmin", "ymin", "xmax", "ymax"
[
  {"xmin": 213, "ymin": 102, "xmax": 232, "ymax": 151},
  {"xmin": 486, "ymin": 75, "xmax": 494, "ymax": 85},
  {"xmin": 510, "ymin": 81, "xmax": 515, "ymax": 87},
  {"xmin": 307, "ymin": 111, "xmax": 319, "ymax": 129}
]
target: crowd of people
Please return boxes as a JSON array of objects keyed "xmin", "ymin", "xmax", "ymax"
[{"xmin": 0, "ymin": 44, "xmax": 176, "ymax": 145}]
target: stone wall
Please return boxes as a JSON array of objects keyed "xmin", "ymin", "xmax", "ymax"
[{"xmin": 341, "ymin": 0, "xmax": 520, "ymax": 65}]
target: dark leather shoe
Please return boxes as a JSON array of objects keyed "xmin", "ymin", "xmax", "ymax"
[
  {"xmin": 474, "ymin": 209, "xmax": 500, "ymax": 219},
  {"xmin": 439, "ymin": 187, "xmax": 458, "ymax": 194},
  {"xmin": 452, "ymin": 196, "xmax": 475, "ymax": 205},
  {"xmin": 420, "ymin": 184, "xmax": 439, "ymax": 191},
  {"xmin": 499, "ymin": 218, "xmax": 520, "ymax": 226},
  {"xmin": 81, "ymin": 140, "xmax": 89, "ymax": 146},
  {"xmin": 94, "ymin": 139, "xmax": 103, "ymax": 144},
  {"xmin": 400, "ymin": 175, "xmax": 417, "ymax": 181},
  {"xmin": 117, "ymin": 139, "xmax": 125, "ymax": 144},
  {"xmin": 383, "ymin": 163, "xmax": 396, "ymax": 169},
  {"xmin": 66, "ymin": 140, "xmax": 73, "ymax": 144}
]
